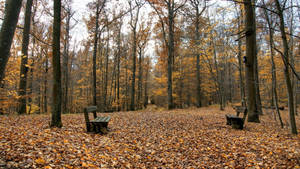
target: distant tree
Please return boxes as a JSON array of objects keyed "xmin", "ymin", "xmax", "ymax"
[
  {"xmin": 0, "ymin": 0, "xmax": 23, "ymax": 83},
  {"xmin": 148, "ymin": 0, "xmax": 187, "ymax": 109},
  {"xmin": 188, "ymin": 0, "xmax": 206, "ymax": 108},
  {"xmin": 62, "ymin": 0, "xmax": 75, "ymax": 114},
  {"xmin": 129, "ymin": 0, "xmax": 142, "ymax": 111},
  {"xmin": 50, "ymin": 0, "xmax": 63, "ymax": 128}
]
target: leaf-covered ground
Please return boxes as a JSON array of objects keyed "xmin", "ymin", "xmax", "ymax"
[{"xmin": 0, "ymin": 106, "xmax": 300, "ymax": 168}]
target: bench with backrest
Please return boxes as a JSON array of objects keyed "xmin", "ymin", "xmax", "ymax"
[
  {"xmin": 225, "ymin": 114, "xmax": 244, "ymax": 129},
  {"xmin": 226, "ymin": 106, "xmax": 248, "ymax": 130},
  {"xmin": 84, "ymin": 106, "xmax": 111, "ymax": 134},
  {"xmin": 233, "ymin": 106, "xmax": 246, "ymax": 116}
]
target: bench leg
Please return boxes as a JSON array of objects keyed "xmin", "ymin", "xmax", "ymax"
[
  {"xmin": 226, "ymin": 115, "xmax": 232, "ymax": 125},
  {"xmin": 86, "ymin": 122, "xmax": 92, "ymax": 132}
]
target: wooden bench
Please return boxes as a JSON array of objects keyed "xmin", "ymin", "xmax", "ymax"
[
  {"xmin": 226, "ymin": 114, "xmax": 244, "ymax": 129},
  {"xmin": 84, "ymin": 106, "xmax": 111, "ymax": 134},
  {"xmin": 233, "ymin": 106, "xmax": 246, "ymax": 116}
]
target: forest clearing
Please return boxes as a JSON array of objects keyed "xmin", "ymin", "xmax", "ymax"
[
  {"xmin": 1, "ymin": 0, "xmax": 300, "ymax": 168},
  {"xmin": 0, "ymin": 106, "xmax": 299, "ymax": 168}
]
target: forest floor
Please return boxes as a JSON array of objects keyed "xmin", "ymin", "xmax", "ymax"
[{"xmin": 0, "ymin": 105, "xmax": 300, "ymax": 168}]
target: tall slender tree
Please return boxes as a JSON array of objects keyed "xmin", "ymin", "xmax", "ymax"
[
  {"xmin": 18, "ymin": 0, "xmax": 34, "ymax": 115},
  {"xmin": 0, "ymin": 0, "xmax": 23, "ymax": 83},
  {"xmin": 261, "ymin": 0, "xmax": 283, "ymax": 128},
  {"xmin": 274, "ymin": 0, "xmax": 297, "ymax": 134},
  {"xmin": 148, "ymin": 0, "xmax": 187, "ymax": 109},
  {"xmin": 50, "ymin": 0, "xmax": 63, "ymax": 128},
  {"xmin": 92, "ymin": 0, "xmax": 101, "ymax": 112},
  {"xmin": 189, "ymin": 0, "xmax": 206, "ymax": 108},
  {"xmin": 129, "ymin": 0, "xmax": 141, "ymax": 111}
]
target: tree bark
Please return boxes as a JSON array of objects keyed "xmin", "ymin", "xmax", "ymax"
[
  {"xmin": 0, "ymin": 0, "xmax": 23, "ymax": 83},
  {"xmin": 144, "ymin": 57, "xmax": 150, "ymax": 108},
  {"xmin": 236, "ymin": 5, "xmax": 246, "ymax": 107},
  {"xmin": 137, "ymin": 49, "xmax": 143, "ymax": 109},
  {"xmin": 129, "ymin": 1, "xmax": 140, "ymax": 111},
  {"xmin": 62, "ymin": 3, "xmax": 73, "ymax": 114},
  {"xmin": 244, "ymin": 0, "xmax": 259, "ymax": 123},
  {"xmin": 50, "ymin": 0, "xmax": 62, "ymax": 128},
  {"xmin": 275, "ymin": 0, "xmax": 297, "ymax": 134},
  {"xmin": 167, "ymin": 2, "xmax": 174, "ymax": 110},
  {"xmin": 104, "ymin": 27, "xmax": 110, "ymax": 110},
  {"xmin": 262, "ymin": 2, "xmax": 284, "ymax": 128},
  {"xmin": 191, "ymin": 0, "xmax": 205, "ymax": 108},
  {"xmin": 17, "ymin": 0, "xmax": 33, "ymax": 114},
  {"xmin": 44, "ymin": 51, "xmax": 48, "ymax": 114},
  {"xmin": 92, "ymin": 1, "xmax": 100, "ymax": 113}
]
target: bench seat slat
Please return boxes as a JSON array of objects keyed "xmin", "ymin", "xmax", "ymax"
[{"xmin": 91, "ymin": 116, "xmax": 111, "ymax": 123}]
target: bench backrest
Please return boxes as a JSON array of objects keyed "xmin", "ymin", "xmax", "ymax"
[
  {"xmin": 84, "ymin": 106, "xmax": 98, "ymax": 124},
  {"xmin": 85, "ymin": 106, "xmax": 97, "ymax": 113}
]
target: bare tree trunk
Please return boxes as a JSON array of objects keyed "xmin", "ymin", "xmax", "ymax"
[
  {"xmin": 137, "ymin": 50, "xmax": 143, "ymax": 109},
  {"xmin": 28, "ymin": 60, "xmax": 34, "ymax": 114},
  {"xmin": 50, "ymin": 0, "xmax": 62, "ymax": 128},
  {"xmin": 62, "ymin": 3, "xmax": 73, "ymax": 114},
  {"xmin": 167, "ymin": 2, "xmax": 174, "ymax": 110},
  {"xmin": 125, "ymin": 55, "xmax": 129, "ymax": 111},
  {"xmin": 144, "ymin": 57, "xmax": 150, "ymax": 108},
  {"xmin": 104, "ymin": 28, "xmax": 110, "ymax": 110},
  {"xmin": 237, "ymin": 6, "xmax": 246, "ymax": 107},
  {"xmin": 275, "ymin": 0, "xmax": 297, "ymax": 134},
  {"xmin": 244, "ymin": 0, "xmax": 259, "ymax": 123},
  {"xmin": 0, "ymin": 0, "xmax": 23, "ymax": 83},
  {"xmin": 191, "ymin": 0, "xmax": 206, "ymax": 108},
  {"xmin": 116, "ymin": 21, "xmax": 122, "ymax": 110},
  {"xmin": 92, "ymin": 1, "xmax": 100, "ymax": 114},
  {"xmin": 129, "ymin": 1, "xmax": 140, "ymax": 111},
  {"xmin": 212, "ymin": 40, "xmax": 224, "ymax": 111},
  {"xmin": 262, "ymin": 2, "xmax": 284, "ymax": 128},
  {"xmin": 17, "ymin": 0, "xmax": 33, "ymax": 114},
  {"xmin": 44, "ymin": 51, "xmax": 48, "ymax": 114}
]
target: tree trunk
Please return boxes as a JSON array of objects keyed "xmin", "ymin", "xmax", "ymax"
[
  {"xmin": 62, "ymin": 5, "xmax": 72, "ymax": 114},
  {"xmin": 275, "ymin": 0, "xmax": 297, "ymax": 134},
  {"xmin": 28, "ymin": 61, "xmax": 34, "ymax": 114},
  {"xmin": 254, "ymin": 48, "xmax": 263, "ymax": 115},
  {"xmin": 195, "ymin": 5, "xmax": 202, "ymax": 108},
  {"xmin": 237, "ymin": 6, "xmax": 246, "ymax": 107},
  {"xmin": 92, "ymin": 1, "xmax": 100, "ymax": 113},
  {"xmin": 17, "ymin": 0, "xmax": 33, "ymax": 114},
  {"xmin": 167, "ymin": 3, "xmax": 174, "ymax": 110},
  {"xmin": 129, "ymin": 2, "xmax": 140, "ymax": 111},
  {"xmin": 117, "ymin": 22, "xmax": 121, "ymax": 110},
  {"xmin": 104, "ymin": 30, "xmax": 109, "ymax": 110},
  {"xmin": 44, "ymin": 52, "xmax": 48, "ymax": 114},
  {"xmin": 50, "ymin": 0, "xmax": 62, "ymax": 128},
  {"xmin": 144, "ymin": 57, "xmax": 150, "ymax": 108},
  {"xmin": 137, "ymin": 49, "xmax": 143, "ymax": 109},
  {"xmin": 0, "ymin": 0, "xmax": 23, "ymax": 83},
  {"xmin": 262, "ymin": 3, "xmax": 284, "ymax": 128},
  {"xmin": 130, "ymin": 29, "xmax": 137, "ymax": 111},
  {"xmin": 244, "ymin": 0, "xmax": 259, "ymax": 123}
]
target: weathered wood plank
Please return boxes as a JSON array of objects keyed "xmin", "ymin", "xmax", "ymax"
[
  {"xmin": 91, "ymin": 116, "xmax": 111, "ymax": 123},
  {"xmin": 85, "ymin": 106, "xmax": 97, "ymax": 112}
]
